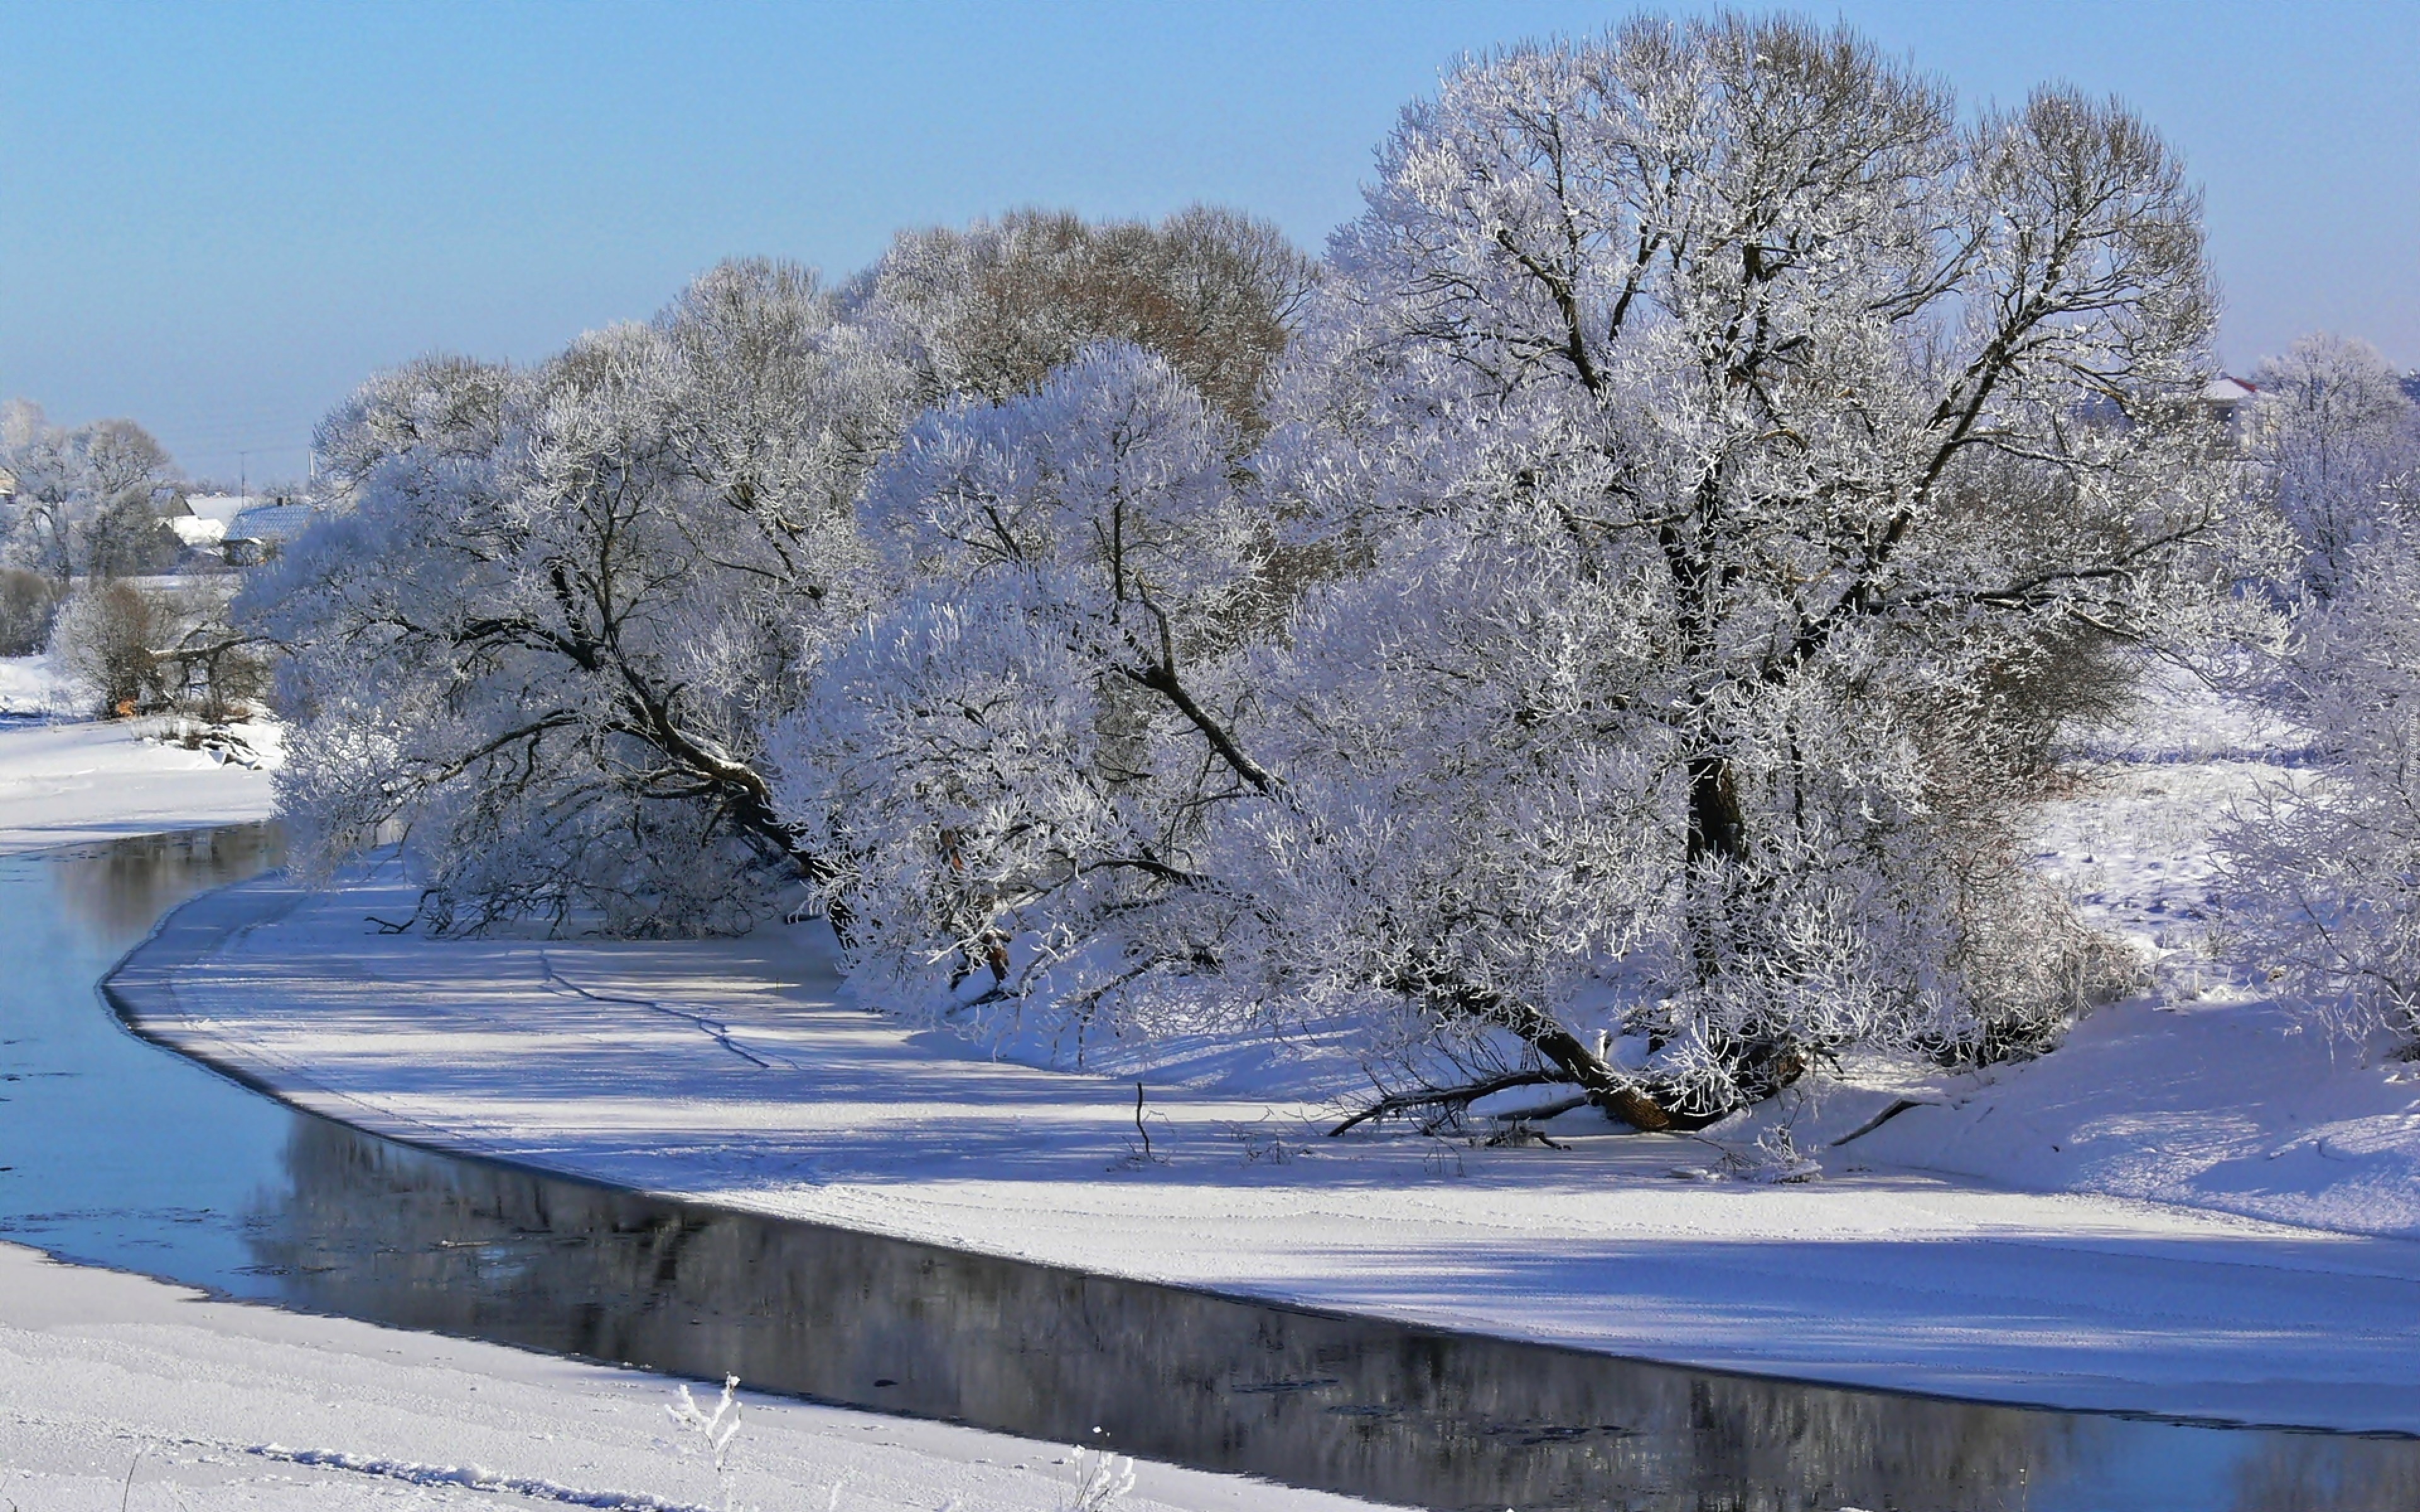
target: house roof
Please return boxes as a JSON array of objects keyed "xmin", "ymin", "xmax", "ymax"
[
  {"xmin": 2201, "ymin": 375, "xmax": 2258, "ymax": 403},
  {"xmin": 225, "ymin": 501, "xmax": 318, "ymax": 543},
  {"xmin": 184, "ymin": 492, "xmax": 264, "ymax": 525}
]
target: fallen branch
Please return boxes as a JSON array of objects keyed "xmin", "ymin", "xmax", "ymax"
[
  {"xmin": 1328, "ymin": 1068, "xmax": 1572, "ymax": 1137},
  {"xmin": 1482, "ymin": 1094, "xmax": 1593, "ymax": 1125}
]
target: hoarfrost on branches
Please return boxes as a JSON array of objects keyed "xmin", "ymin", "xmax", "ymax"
[
  {"xmin": 0, "ymin": 404, "xmax": 180, "ymax": 582},
  {"xmin": 2222, "ymin": 531, "xmax": 2420, "ymax": 1046},
  {"xmin": 775, "ymin": 343, "xmax": 1269, "ymax": 1036},
  {"xmin": 251, "ymin": 260, "xmax": 908, "ymax": 934},
  {"xmin": 2245, "ymin": 333, "xmax": 2420, "ymax": 597}
]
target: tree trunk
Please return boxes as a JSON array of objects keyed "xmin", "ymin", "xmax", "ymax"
[
  {"xmin": 1685, "ymin": 752, "xmax": 1748, "ymax": 864},
  {"xmin": 1408, "ymin": 968, "xmax": 1721, "ymax": 1133}
]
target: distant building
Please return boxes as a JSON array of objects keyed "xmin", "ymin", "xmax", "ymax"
[
  {"xmin": 2201, "ymin": 374, "xmax": 2258, "ymax": 449},
  {"xmin": 2201, "ymin": 373, "xmax": 2257, "ymax": 418},
  {"xmin": 166, "ymin": 514, "xmax": 227, "ymax": 549},
  {"xmin": 169, "ymin": 492, "xmax": 269, "ymax": 553},
  {"xmin": 222, "ymin": 500, "xmax": 318, "ymax": 565}
]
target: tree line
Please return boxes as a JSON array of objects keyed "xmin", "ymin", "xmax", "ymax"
[{"xmin": 240, "ymin": 16, "xmax": 2420, "ymax": 1130}]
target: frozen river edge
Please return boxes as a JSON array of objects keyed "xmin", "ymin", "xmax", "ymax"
[
  {"xmin": 108, "ymin": 865, "xmax": 2420, "ymax": 1438},
  {"xmin": 0, "ymin": 1235, "xmax": 1376, "ymax": 1512}
]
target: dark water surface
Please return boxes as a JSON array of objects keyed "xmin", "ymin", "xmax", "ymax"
[{"xmin": 2, "ymin": 827, "xmax": 2417, "ymax": 1512}]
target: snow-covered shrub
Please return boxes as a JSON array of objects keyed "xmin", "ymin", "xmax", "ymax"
[
  {"xmin": 50, "ymin": 578, "xmax": 166, "ymax": 716},
  {"xmin": 666, "ymin": 1373, "xmax": 745, "ymax": 1512},
  {"xmin": 1059, "ymin": 1446, "xmax": 1136, "ymax": 1511},
  {"xmin": 2221, "ymin": 530, "xmax": 2420, "ymax": 1043}
]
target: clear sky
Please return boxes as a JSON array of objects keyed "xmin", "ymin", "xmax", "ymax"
[{"xmin": 3, "ymin": 0, "xmax": 2414, "ymax": 484}]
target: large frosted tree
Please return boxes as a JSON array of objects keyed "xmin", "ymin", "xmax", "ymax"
[
  {"xmin": 1230, "ymin": 15, "xmax": 2236, "ymax": 1124},
  {"xmin": 763, "ymin": 18, "xmax": 2239, "ymax": 1127}
]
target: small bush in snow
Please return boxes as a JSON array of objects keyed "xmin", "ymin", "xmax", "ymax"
[
  {"xmin": 1060, "ymin": 1445, "xmax": 1136, "ymax": 1511},
  {"xmin": 667, "ymin": 1373, "xmax": 745, "ymax": 1511},
  {"xmin": 50, "ymin": 579, "xmax": 166, "ymax": 716}
]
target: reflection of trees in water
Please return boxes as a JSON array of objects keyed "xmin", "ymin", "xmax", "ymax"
[
  {"xmin": 53, "ymin": 823, "xmax": 282, "ymax": 942},
  {"xmin": 2231, "ymin": 1435, "xmax": 2420, "ymax": 1512},
  {"xmin": 245, "ymin": 1120, "xmax": 2129, "ymax": 1511}
]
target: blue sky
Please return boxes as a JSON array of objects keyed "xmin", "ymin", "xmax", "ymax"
[{"xmin": 3, "ymin": 0, "xmax": 2414, "ymax": 483}]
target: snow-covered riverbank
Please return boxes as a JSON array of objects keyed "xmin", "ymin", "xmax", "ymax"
[
  {"xmin": 0, "ymin": 675, "xmax": 1383, "ymax": 1512},
  {"xmin": 120, "ymin": 850, "xmax": 2420, "ymax": 1436},
  {"xmin": 0, "ymin": 1239, "xmax": 1379, "ymax": 1511},
  {"xmin": 0, "ymin": 654, "xmax": 277, "ymax": 853}
]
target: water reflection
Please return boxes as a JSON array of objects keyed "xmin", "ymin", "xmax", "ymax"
[
  {"xmin": 0, "ymin": 825, "xmax": 293, "ymax": 1284},
  {"xmin": 6, "ymin": 830, "xmax": 2419, "ymax": 1511},
  {"xmin": 236, "ymin": 1116, "xmax": 2413, "ymax": 1512},
  {"xmin": 49, "ymin": 822, "xmax": 284, "ymax": 943}
]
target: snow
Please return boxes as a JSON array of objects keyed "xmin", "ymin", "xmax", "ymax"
[
  {"xmin": 169, "ymin": 513, "xmax": 229, "ymax": 547},
  {"xmin": 0, "ymin": 660, "xmax": 1372, "ymax": 1512},
  {"xmin": 185, "ymin": 493, "xmax": 268, "ymax": 525},
  {"xmin": 120, "ymin": 663, "xmax": 2420, "ymax": 1437},
  {"xmin": 1828, "ymin": 668, "xmax": 2420, "ymax": 1235},
  {"xmin": 0, "ymin": 1237, "xmax": 1380, "ymax": 1511},
  {"xmin": 0, "ymin": 651, "xmax": 74, "ymax": 717},
  {"xmin": 0, "ymin": 658, "xmax": 279, "ymax": 853}
]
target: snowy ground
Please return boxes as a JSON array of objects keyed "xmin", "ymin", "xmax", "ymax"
[
  {"xmin": 118, "ymin": 670, "xmax": 2420, "ymax": 1438},
  {"xmin": 0, "ymin": 1238, "xmax": 1381, "ymax": 1512},
  {"xmin": 1838, "ymin": 670, "xmax": 2420, "ymax": 1237},
  {"xmin": 0, "ymin": 653, "xmax": 279, "ymax": 853}
]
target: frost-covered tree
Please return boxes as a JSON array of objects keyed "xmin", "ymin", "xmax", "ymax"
[
  {"xmin": 2221, "ymin": 530, "xmax": 2420, "ymax": 1045},
  {"xmin": 775, "ymin": 343, "xmax": 1269, "ymax": 1017},
  {"xmin": 2247, "ymin": 333, "xmax": 2419, "ymax": 595},
  {"xmin": 251, "ymin": 260, "xmax": 909, "ymax": 933},
  {"xmin": 0, "ymin": 408, "xmax": 179, "ymax": 581},
  {"xmin": 1223, "ymin": 16, "xmax": 2232, "ymax": 1124},
  {"xmin": 2220, "ymin": 344, "xmax": 2420, "ymax": 1043}
]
